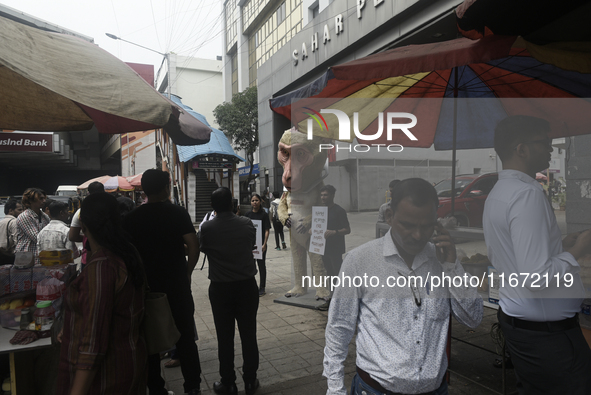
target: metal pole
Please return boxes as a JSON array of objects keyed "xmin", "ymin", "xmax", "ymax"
[
  {"xmin": 166, "ymin": 53, "xmax": 171, "ymax": 99},
  {"xmin": 357, "ymin": 158, "xmax": 360, "ymax": 212},
  {"xmin": 451, "ymin": 67, "xmax": 458, "ymax": 217},
  {"xmin": 127, "ymin": 133, "xmax": 131, "ymax": 176}
]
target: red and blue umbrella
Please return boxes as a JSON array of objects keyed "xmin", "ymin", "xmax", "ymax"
[{"xmin": 270, "ymin": 35, "xmax": 591, "ymax": 151}]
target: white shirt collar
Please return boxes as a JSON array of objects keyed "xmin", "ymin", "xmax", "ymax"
[
  {"xmin": 382, "ymin": 229, "xmax": 431, "ymax": 271},
  {"xmin": 499, "ymin": 169, "xmax": 542, "ymax": 190}
]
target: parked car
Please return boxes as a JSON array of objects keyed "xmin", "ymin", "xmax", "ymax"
[{"xmin": 435, "ymin": 173, "xmax": 498, "ymax": 228}]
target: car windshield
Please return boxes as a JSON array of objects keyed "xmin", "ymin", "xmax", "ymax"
[
  {"xmin": 57, "ymin": 191, "xmax": 77, "ymax": 197},
  {"xmin": 434, "ymin": 178, "xmax": 474, "ymax": 197}
]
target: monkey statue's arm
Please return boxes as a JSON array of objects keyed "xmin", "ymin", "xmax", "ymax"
[{"xmin": 278, "ymin": 192, "xmax": 290, "ymax": 226}]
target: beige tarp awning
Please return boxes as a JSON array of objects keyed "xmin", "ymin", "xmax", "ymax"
[{"xmin": 0, "ymin": 16, "xmax": 210, "ymax": 146}]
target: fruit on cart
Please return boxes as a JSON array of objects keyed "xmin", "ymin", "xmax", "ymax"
[
  {"xmin": 0, "ymin": 302, "xmax": 9, "ymax": 310},
  {"xmin": 8, "ymin": 299, "xmax": 23, "ymax": 309}
]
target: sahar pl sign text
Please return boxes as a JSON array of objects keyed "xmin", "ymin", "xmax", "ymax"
[{"xmin": 305, "ymin": 109, "xmax": 417, "ymax": 152}]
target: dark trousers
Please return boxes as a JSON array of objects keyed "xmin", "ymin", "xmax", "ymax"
[
  {"xmin": 322, "ymin": 253, "xmax": 343, "ymax": 278},
  {"xmin": 148, "ymin": 283, "xmax": 201, "ymax": 394},
  {"xmin": 256, "ymin": 250, "xmax": 267, "ymax": 290},
  {"xmin": 209, "ymin": 278, "xmax": 259, "ymax": 385},
  {"xmin": 272, "ymin": 220, "xmax": 284, "ymax": 248},
  {"xmin": 498, "ymin": 312, "xmax": 591, "ymax": 395}
]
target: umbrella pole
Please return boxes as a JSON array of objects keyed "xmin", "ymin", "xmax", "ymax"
[{"xmin": 450, "ymin": 67, "xmax": 458, "ymax": 220}]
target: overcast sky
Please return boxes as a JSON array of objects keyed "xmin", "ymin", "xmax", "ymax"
[{"xmin": 0, "ymin": 0, "xmax": 223, "ymax": 71}]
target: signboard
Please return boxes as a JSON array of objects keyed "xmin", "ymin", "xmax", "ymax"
[
  {"xmin": 548, "ymin": 159, "xmax": 561, "ymax": 173},
  {"xmin": 309, "ymin": 206, "xmax": 328, "ymax": 255},
  {"xmin": 192, "ymin": 161, "xmax": 233, "ymax": 169},
  {"xmin": 238, "ymin": 163, "xmax": 259, "ymax": 177},
  {"xmin": 0, "ymin": 132, "xmax": 53, "ymax": 153},
  {"xmin": 251, "ymin": 219, "xmax": 263, "ymax": 259}
]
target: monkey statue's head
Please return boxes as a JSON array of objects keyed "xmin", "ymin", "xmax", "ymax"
[{"xmin": 277, "ymin": 127, "xmax": 329, "ymax": 193}]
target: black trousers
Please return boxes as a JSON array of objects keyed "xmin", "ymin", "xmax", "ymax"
[
  {"xmin": 322, "ymin": 252, "xmax": 343, "ymax": 278},
  {"xmin": 256, "ymin": 250, "xmax": 267, "ymax": 290},
  {"xmin": 209, "ymin": 278, "xmax": 259, "ymax": 385},
  {"xmin": 148, "ymin": 281, "xmax": 201, "ymax": 394},
  {"xmin": 272, "ymin": 220, "xmax": 284, "ymax": 248},
  {"xmin": 498, "ymin": 312, "xmax": 591, "ymax": 395}
]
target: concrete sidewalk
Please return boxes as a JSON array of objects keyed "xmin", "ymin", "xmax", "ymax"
[{"xmin": 162, "ymin": 211, "xmax": 517, "ymax": 395}]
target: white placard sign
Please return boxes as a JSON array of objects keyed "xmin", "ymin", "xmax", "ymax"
[
  {"xmin": 251, "ymin": 219, "xmax": 263, "ymax": 259},
  {"xmin": 309, "ymin": 206, "xmax": 328, "ymax": 255}
]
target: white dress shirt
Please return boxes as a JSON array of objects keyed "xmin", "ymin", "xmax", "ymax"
[
  {"xmin": 0, "ymin": 215, "xmax": 18, "ymax": 254},
  {"xmin": 483, "ymin": 169, "xmax": 584, "ymax": 321},
  {"xmin": 323, "ymin": 230, "xmax": 482, "ymax": 395},
  {"xmin": 37, "ymin": 220, "xmax": 78, "ymax": 257}
]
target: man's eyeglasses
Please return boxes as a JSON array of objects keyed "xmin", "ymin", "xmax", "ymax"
[
  {"xmin": 398, "ymin": 271, "xmax": 421, "ymax": 307},
  {"xmin": 514, "ymin": 138, "xmax": 553, "ymax": 150}
]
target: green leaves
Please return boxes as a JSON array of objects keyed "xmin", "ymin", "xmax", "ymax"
[{"xmin": 213, "ymin": 86, "xmax": 258, "ymax": 154}]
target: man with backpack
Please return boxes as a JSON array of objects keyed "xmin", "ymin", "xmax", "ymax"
[{"xmin": 269, "ymin": 192, "xmax": 286, "ymax": 250}]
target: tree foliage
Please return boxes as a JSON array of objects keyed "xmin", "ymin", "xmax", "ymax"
[{"xmin": 213, "ymin": 86, "xmax": 259, "ymax": 180}]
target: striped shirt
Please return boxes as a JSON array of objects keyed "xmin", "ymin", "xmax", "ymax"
[
  {"xmin": 57, "ymin": 249, "xmax": 147, "ymax": 394},
  {"xmin": 16, "ymin": 208, "xmax": 49, "ymax": 263}
]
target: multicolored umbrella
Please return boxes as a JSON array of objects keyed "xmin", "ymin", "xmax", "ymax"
[
  {"xmin": 126, "ymin": 173, "xmax": 144, "ymax": 188},
  {"xmin": 77, "ymin": 175, "xmax": 134, "ymax": 192},
  {"xmin": 270, "ymin": 34, "xmax": 591, "ymax": 214},
  {"xmin": 270, "ymin": 35, "xmax": 591, "ymax": 151}
]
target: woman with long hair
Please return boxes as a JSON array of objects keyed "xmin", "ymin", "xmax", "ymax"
[
  {"xmin": 57, "ymin": 193, "xmax": 147, "ymax": 395},
  {"xmin": 16, "ymin": 188, "xmax": 49, "ymax": 263},
  {"xmin": 244, "ymin": 194, "xmax": 271, "ymax": 296}
]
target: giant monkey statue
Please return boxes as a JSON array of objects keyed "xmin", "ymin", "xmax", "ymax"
[{"xmin": 277, "ymin": 127, "xmax": 330, "ymax": 300}]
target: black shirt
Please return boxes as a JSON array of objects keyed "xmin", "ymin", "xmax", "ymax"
[
  {"xmin": 200, "ymin": 211, "xmax": 257, "ymax": 282},
  {"xmin": 244, "ymin": 209, "xmax": 271, "ymax": 247},
  {"xmin": 123, "ymin": 201, "xmax": 195, "ymax": 288},
  {"xmin": 326, "ymin": 203, "xmax": 349, "ymax": 255}
]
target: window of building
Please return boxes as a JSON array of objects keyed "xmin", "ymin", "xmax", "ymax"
[
  {"xmin": 225, "ymin": 0, "xmax": 238, "ymax": 52},
  {"xmin": 231, "ymin": 54, "xmax": 238, "ymax": 96},
  {"xmin": 245, "ymin": 0, "xmax": 302, "ymax": 86},
  {"xmin": 311, "ymin": 4, "xmax": 319, "ymax": 18},
  {"xmin": 276, "ymin": 2, "xmax": 286, "ymax": 25}
]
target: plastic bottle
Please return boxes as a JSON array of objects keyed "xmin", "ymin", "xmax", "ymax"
[{"xmin": 34, "ymin": 301, "xmax": 55, "ymax": 331}]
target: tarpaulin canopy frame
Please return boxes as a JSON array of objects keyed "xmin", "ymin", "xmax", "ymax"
[{"xmin": 0, "ymin": 16, "xmax": 211, "ymax": 146}]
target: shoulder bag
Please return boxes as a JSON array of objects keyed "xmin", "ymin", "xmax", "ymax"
[{"xmin": 142, "ymin": 290, "xmax": 181, "ymax": 355}]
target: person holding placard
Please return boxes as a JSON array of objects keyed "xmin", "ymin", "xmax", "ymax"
[
  {"xmin": 317, "ymin": 185, "xmax": 350, "ymax": 311},
  {"xmin": 245, "ymin": 194, "xmax": 271, "ymax": 296}
]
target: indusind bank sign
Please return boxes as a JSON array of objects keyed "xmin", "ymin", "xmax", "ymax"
[{"xmin": 0, "ymin": 132, "xmax": 53, "ymax": 153}]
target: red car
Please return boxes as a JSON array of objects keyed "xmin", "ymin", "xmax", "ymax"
[{"xmin": 435, "ymin": 173, "xmax": 498, "ymax": 228}]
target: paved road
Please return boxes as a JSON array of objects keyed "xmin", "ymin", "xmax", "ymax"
[{"xmin": 162, "ymin": 211, "xmax": 519, "ymax": 394}]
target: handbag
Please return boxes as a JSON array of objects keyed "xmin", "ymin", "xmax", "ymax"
[{"xmin": 142, "ymin": 291, "xmax": 181, "ymax": 355}]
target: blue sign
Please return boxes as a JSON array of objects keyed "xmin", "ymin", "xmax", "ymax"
[{"xmin": 238, "ymin": 163, "xmax": 259, "ymax": 177}]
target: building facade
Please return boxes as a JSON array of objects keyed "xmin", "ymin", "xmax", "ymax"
[{"xmin": 223, "ymin": 0, "xmax": 568, "ymax": 213}]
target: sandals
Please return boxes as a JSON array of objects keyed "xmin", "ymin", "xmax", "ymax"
[{"xmin": 164, "ymin": 359, "xmax": 181, "ymax": 368}]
